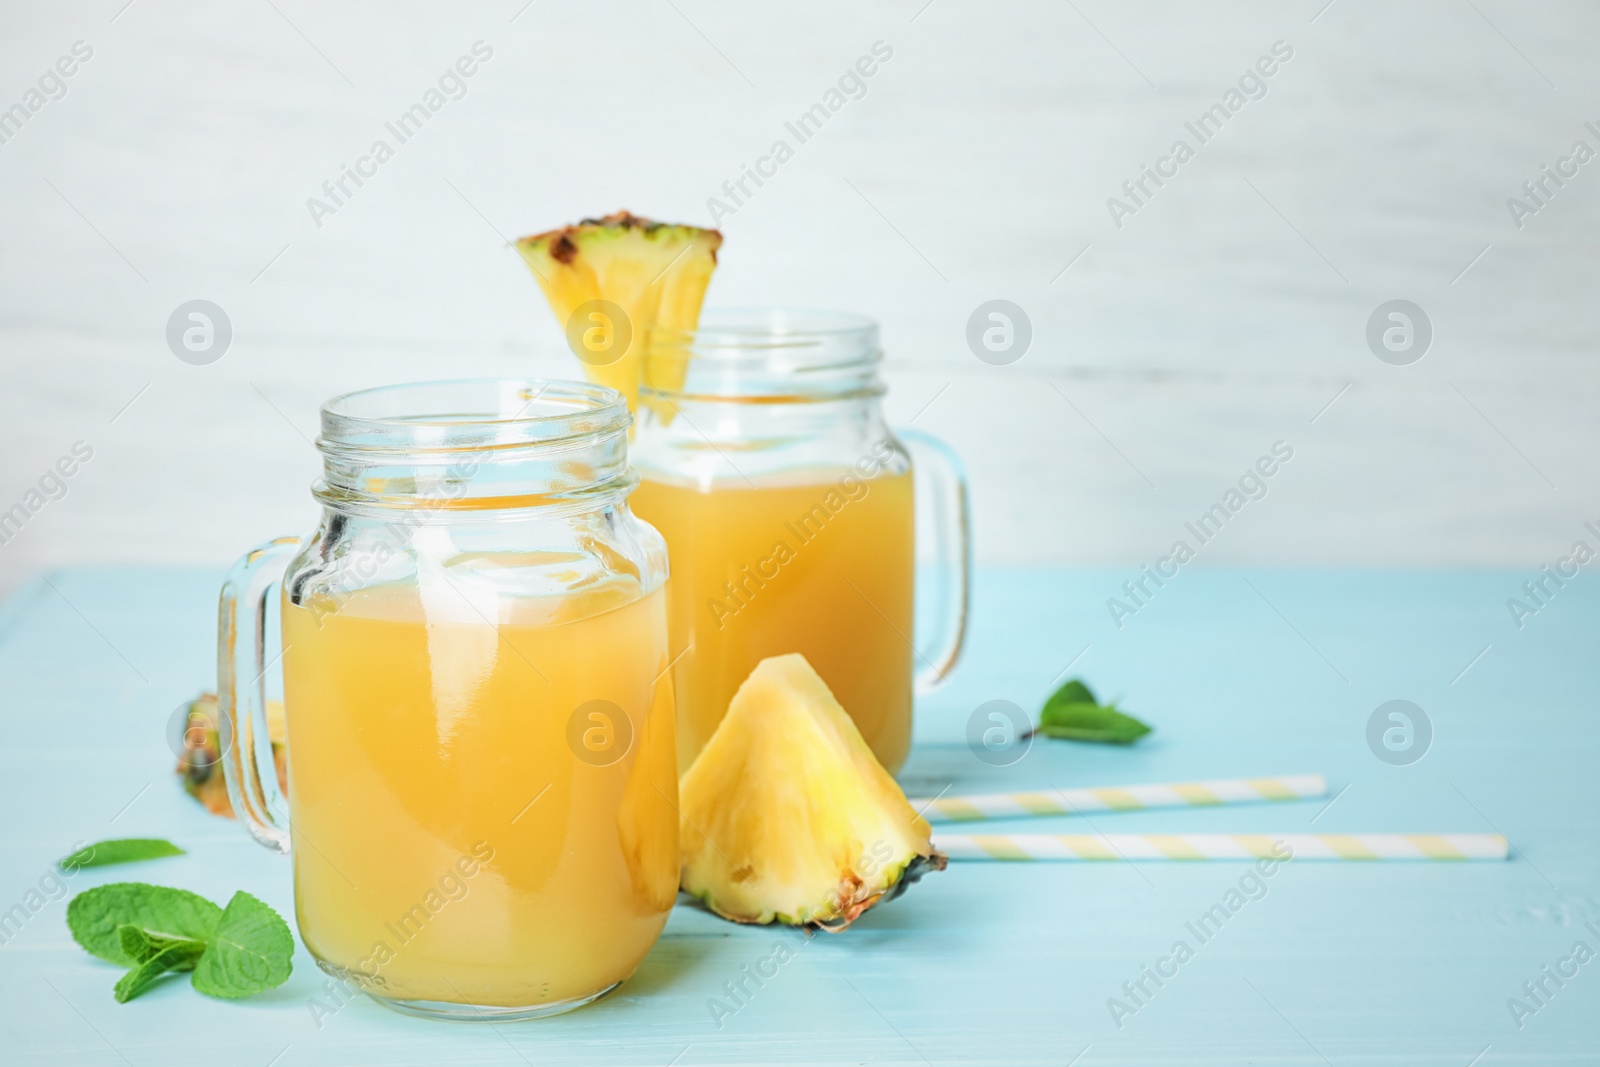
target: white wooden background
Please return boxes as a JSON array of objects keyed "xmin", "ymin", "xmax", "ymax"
[{"xmin": 1, "ymin": 0, "xmax": 1596, "ymax": 598}]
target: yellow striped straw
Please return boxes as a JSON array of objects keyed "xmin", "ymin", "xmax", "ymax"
[
  {"xmin": 935, "ymin": 833, "xmax": 1509, "ymax": 862},
  {"xmin": 913, "ymin": 774, "xmax": 1326, "ymax": 823}
]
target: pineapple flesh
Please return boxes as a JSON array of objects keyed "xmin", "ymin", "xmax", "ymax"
[
  {"xmin": 514, "ymin": 212, "xmax": 721, "ymax": 410},
  {"xmin": 679, "ymin": 654, "xmax": 946, "ymax": 929}
]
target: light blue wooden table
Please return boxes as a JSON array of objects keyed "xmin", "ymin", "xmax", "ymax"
[{"xmin": 1, "ymin": 566, "xmax": 1595, "ymax": 1065}]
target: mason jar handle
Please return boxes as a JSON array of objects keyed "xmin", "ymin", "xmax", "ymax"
[
  {"xmin": 217, "ymin": 536, "xmax": 300, "ymax": 854},
  {"xmin": 897, "ymin": 429, "xmax": 971, "ymax": 695}
]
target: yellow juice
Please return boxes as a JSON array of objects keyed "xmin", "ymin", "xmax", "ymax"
[
  {"xmin": 631, "ymin": 467, "xmax": 914, "ymax": 773},
  {"xmin": 279, "ymin": 576, "xmax": 677, "ymax": 1010}
]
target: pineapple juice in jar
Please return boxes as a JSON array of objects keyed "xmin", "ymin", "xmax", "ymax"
[
  {"xmin": 631, "ymin": 466, "xmax": 914, "ymax": 774},
  {"xmin": 631, "ymin": 310, "xmax": 970, "ymax": 775},
  {"xmin": 217, "ymin": 380, "xmax": 678, "ymax": 1020},
  {"xmin": 280, "ymin": 578, "xmax": 677, "ymax": 1009}
]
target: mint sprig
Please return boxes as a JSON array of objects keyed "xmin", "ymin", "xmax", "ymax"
[
  {"xmin": 67, "ymin": 883, "xmax": 293, "ymax": 1002},
  {"xmin": 1038, "ymin": 678, "xmax": 1152, "ymax": 744},
  {"xmin": 61, "ymin": 838, "xmax": 185, "ymax": 871}
]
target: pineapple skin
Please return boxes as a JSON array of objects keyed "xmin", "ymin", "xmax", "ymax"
[
  {"xmin": 678, "ymin": 654, "xmax": 945, "ymax": 929},
  {"xmin": 514, "ymin": 212, "xmax": 721, "ymax": 410}
]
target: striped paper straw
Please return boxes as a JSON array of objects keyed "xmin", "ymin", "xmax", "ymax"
[
  {"xmin": 914, "ymin": 774, "xmax": 1326, "ymax": 823},
  {"xmin": 936, "ymin": 833, "xmax": 1509, "ymax": 862}
]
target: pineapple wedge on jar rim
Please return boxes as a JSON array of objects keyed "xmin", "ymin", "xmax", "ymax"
[
  {"xmin": 514, "ymin": 212, "xmax": 721, "ymax": 411},
  {"xmin": 679, "ymin": 653, "xmax": 946, "ymax": 929}
]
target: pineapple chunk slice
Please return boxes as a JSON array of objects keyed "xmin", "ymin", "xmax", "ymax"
[
  {"xmin": 514, "ymin": 211, "xmax": 721, "ymax": 410},
  {"xmin": 679, "ymin": 654, "xmax": 946, "ymax": 928}
]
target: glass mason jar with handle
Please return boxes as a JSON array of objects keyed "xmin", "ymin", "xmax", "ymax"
[
  {"xmin": 630, "ymin": 309, "xmax": 971, "ymax": 775},
  {"xmin": 217, "ymin": 380, "xmax": 676, "ymax": 1021}
]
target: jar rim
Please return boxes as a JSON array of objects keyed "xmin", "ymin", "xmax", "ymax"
[
  {"xmin": 643, "ymin": 308, "xmax": 881, "ymax": 403},
  {"xmin": 319, "ymin": 378, "xmax": 630, "ymax": 455}
]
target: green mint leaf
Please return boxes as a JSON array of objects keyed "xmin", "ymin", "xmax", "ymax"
[
  {"xmin": 1039, "ymin": 701, "xmax": 1152, "ymax": 743},
  {"xmin": 61, "ymin": 838, "xmax": 185, "ymax": 871},
  {"xmin": 1049, "ymin": 678, "xmax": 1097, "ymax": 707},
  {"xmin": 1038, "ymin": 678, "xmax": 1152, "ymax": 744},
  {"xmin": 67, "ymin": 884, "xmax": 223, "ymax": 966},
  {"xmin": 114, "ymin": 941, "xmax": 206, "ymax": 1004},
  {"xmin": 116, "ymin": 924, "xmax": 207, "ymax": 968},
  {"xmin": 191, "ymin": 891, "xmax": 293, "ymax": 999}
]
